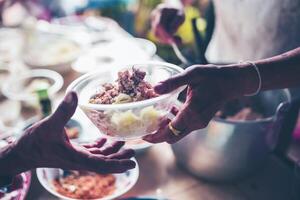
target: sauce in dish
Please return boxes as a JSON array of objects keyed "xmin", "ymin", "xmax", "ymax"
[{"xmin": 53, "ymin": 171, "xmax": 116, "ymax": 199}]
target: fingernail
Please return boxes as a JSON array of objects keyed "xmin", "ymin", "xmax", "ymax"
[
  {"xmin": 64, "ymin": 92, "xmax": 73, "ymax": 104},
  {"xmin": 154, "ymin": 82, "xmax": 166, "ymax": 94},
  {"xmin": 128, "ymin": 161, "xmax": 136, "ymax": 169}
]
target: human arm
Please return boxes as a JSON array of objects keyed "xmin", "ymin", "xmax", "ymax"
[
  {"xmin": 144, "ymin": 47, "xmax": 300, "ymax": 144},
  {"xmin": 0, "ymin": 92, "xmax": 135, "ymax": 187},
  {"xmin": 151, "ymin": 2, "xmax": 185, "ymax": 44}
]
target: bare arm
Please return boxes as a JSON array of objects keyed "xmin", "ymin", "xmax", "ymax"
[
  {"xmin": 144, "ymin": 47, "xmax": 300, "ymax": 144},
  {"xmin": 253, "ymin": 47, "xmax": 300, "ymax": 91},
  {"xmin": 0, "ymin": 93, "xmax": 135, "ymax": 187},
  {"xmin": 237, "ymin": 47, "xmax": 300, "ymax": 97}
]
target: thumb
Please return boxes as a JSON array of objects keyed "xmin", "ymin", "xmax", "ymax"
[
  {"xmin": 154, "ymin": 71, "xmax": 189, "ymax": 94},
  {"xmin": 47, "ymin": 92, "xmax": 78, "ymax": 128}
]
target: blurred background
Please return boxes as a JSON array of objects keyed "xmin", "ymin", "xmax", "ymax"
[
  {"xmin": 0, "ymin": 0, "xmax": 212, "ymax": 64},
  {"xmin": 0, "ymin": 0, "xmax": 215, "ymax": 129},
  {"xmin": 0, "ymin": 0, "xmax": 300, "ymax": 200}
]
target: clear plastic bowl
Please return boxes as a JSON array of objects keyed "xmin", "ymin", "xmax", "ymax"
[{"xmin": 67, "ymin": 62, "xmax": 184, "ymax": 140}]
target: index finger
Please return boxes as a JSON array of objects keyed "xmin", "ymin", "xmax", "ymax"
[
  {"xmin": 99, "ymin": 159, "xmax": 136, "ymax": 174},
  {"xmin": 73, "ymin": 149, "xmax": 136, "ymax": 174}
]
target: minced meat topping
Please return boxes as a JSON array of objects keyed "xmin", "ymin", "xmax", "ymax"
[{"xmin": 89, "ymin": 67, "xmax": 158, "ymax": 104}]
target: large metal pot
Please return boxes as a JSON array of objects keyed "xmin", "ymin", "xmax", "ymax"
[{"xmin": 171, "ymin": 89, "xmax": 293, "ymax": 182}]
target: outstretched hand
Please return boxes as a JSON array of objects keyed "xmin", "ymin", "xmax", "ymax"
[
  {"xmin": 1, "ymin": 92, "xmax": 135, "ymax": 177},
  {"xmin": 144, "ymin": 64, "xmax": 255, "ymax": 144}
]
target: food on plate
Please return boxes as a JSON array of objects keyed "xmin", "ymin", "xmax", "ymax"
[
  {"xmin": 89, "ymin": 67, "xmax": 158, "ymax": 104},
  {"xmin": 86, "ymin": 67, "xmax": 165, "ymax": 138},
  {"xmin": 26, "ymin": 39, "xmax": 80, "ymax": 66},
  {"xmin": 25, "ymin": 78, "xmax": 51, "ymax": 94},
  {"xmin": 65, "ymin": 127, "xmax": 79, "ymax": 139},
  {"xmin": 52, "ymin": 171, "xmax": 116, "ymax": 200},
  {"xmin": 216, "ymin": 99, "xmax": 264, "ymax": 121}
]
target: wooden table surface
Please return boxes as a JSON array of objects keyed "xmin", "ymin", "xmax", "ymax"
[{"xmin": 25, "ymin": 136, "xmax": 300, "ymax": 200}]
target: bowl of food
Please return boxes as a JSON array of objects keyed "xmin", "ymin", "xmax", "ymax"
[
  {"xmin": 24, "ymin": 34, "xmax": 81, "ymax": 74},
  {"xmin": 67, "ymin": 62, "xmax": 184, "ymax": 140},
  {"xmin": 2, "ymin": 69, "xmax": 63, "ymax": 105},
  {"xmin": 71, "ymin": 38, "xmax": 155, "ymax": 74},
  {"xmin": 36, "ymin": 160, "xmax": 139, "ymax": 200}
]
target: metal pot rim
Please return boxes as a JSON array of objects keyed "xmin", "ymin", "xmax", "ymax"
[{"xmin": 211, "ymin": 89, "xmax": 291, "ymax": 124}]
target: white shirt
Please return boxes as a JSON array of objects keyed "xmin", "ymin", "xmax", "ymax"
[{"xmin": 206, "ymin": 0, "xmax": 300, "ymax": 63}]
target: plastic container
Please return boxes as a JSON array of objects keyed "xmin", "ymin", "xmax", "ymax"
[{"xmin": 67, "ymin": 62, "xmax": 184, "ymax": 140}]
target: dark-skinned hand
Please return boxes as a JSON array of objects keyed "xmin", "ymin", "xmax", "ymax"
[
  {"xmin": 144, "ymin": 64, "xmax": 256, "ymax": 144},
  {"xmin": 0, "ymin": 92, "xmax": 136, "ymax": 179}
]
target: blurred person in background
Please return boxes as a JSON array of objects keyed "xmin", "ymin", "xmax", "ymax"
[
  {"xmin": 144, "ymin": 0, "xmax": 300, "ymax": 144},
  {"xmin": 135, "ymin": 0, "xmax": 210, "ymax": 63},
  {"xmin": 151, "ymin": 0, "xmax": 300, "ymax": 63}
]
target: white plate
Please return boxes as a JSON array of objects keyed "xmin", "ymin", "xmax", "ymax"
[
  {"xmin": 72, "ymin": 38, "xmax": 156, "ymax": 73},
  {"xmin": 36, "ymin": 159, "xmax": 139, "ymax": 200},
  {"xmin": 24, "ymin": 35, "xmax": 82, "ymax": 74}
]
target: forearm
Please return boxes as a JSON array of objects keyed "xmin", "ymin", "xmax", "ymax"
[
  {"xmin": 256, "ymin": 47, "xmax": 300, "ymax": 90},
  {"xmin": 0, "ymin": 142, "xmax": 28, "ymax": 179},
  {"xmin": 235, "ymin": 47, "xmax": 300, "ymax": 95}
]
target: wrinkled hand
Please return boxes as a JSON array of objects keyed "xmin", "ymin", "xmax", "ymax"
[
  {"xmin": 144, "ymin": 64, "xmax": 254, "ymax": 144},
  {"xmin": 151, "ymin": 3, "xmax": 185, "ymax": 44},
  {"xmin": 5, "ymin": 92, "xmax": 136, "ymax": 176}
]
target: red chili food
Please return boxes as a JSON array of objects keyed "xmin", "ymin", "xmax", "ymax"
[{"xmin": 53, "ymin": 171, "xmax": 116, "ymax": 199}]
